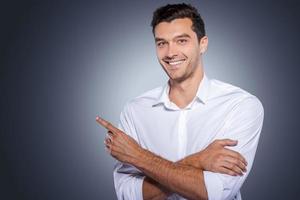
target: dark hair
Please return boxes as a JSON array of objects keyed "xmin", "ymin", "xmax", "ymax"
[{"xmin": 151, "ymin": 3, "xmax": 206, "ymax": 41}]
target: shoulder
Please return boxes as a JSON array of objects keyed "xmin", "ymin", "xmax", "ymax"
[
  {"xmin": 122, "ymin": 86, "xmax": 164, "ymax": 112},
  {"xmin": 209, "ymin": 78, "xmax": 263, "ymax": 114},
  {"xmin": 209, "ymin": 79, "xmax": 264, "ymax": 126}
]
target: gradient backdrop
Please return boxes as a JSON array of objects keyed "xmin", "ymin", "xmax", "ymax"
[{"xmin": 1, "ymin": 0, "xmax": 300, "ymax": 199}]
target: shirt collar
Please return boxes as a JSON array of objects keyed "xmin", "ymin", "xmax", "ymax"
[{"xmin": 152, "ymin": 73, "xmax": 210, "ymax": 108}]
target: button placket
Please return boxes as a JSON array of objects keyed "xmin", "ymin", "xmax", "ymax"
[{"xmin": 177, "ymin": 109, "xmax": 188, "ymax": 159}]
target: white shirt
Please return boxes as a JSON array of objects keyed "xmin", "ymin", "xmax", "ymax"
[{"xmin": 114, "ymin": 74, "xmax": 264, "ymax": 200}]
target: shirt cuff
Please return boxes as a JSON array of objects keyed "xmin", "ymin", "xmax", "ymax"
[{"xmin": 203, "ymin": 171, "xmax": 224, "ymax": 200}]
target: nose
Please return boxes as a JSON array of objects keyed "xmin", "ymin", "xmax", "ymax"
[{"xmin": 166, "ymin": 43, "xmax": 178, "ymax": 58}]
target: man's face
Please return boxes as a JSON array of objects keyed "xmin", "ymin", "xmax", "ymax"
[{"xmin": 154, "ymin": 18, "xmax": 207, "ymax": 82}]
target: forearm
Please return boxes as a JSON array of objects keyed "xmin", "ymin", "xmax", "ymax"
[
  {"xmin": 142, "ymin": 177, "xmax": 169, "ymax": 200},
  {"xmin": 136, "ymin": 149, "xmax": 208, "ymax": 200},
  {"xmin": 142, "ymin": 154, "xmax": 202, "ymax": 199}
]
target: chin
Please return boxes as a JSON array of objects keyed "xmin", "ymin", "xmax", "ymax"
[{"xmin": 169, "ymin": 74, "xmax": 186, "ymax": 83}]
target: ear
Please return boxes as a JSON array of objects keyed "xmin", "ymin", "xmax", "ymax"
[{"xmin": 199, "ymin": 36, "xmax": 208, "ymax": 54}]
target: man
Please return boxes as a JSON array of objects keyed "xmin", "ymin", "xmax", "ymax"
[{"xmin": 96, "ymin": 3, "xmax": 264, "ymax": 200}]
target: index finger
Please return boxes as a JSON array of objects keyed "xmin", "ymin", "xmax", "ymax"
[{"xmin": 96, "ymin": 116, "xmax": 120, "ymax": 133}]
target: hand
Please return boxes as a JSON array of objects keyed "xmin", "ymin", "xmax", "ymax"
[
  {"xmin": 96, "ymin": 116, "xmax": 143, "ymax": 164},
  {"xmin": 180, "ymin": 139, "xmax": 247, "ymax": 176}
]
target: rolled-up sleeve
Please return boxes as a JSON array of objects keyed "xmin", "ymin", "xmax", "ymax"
[
  {"xmin": 113, "ymin": 103, "xmax": 145, "ymax": 200},
  {"xmin": 204, "ymin": 96, "xmax": 264, "ymax": 200},
  {"xmin": 114, "ymin": 161, "xmax": 145, "ymax": 200}
]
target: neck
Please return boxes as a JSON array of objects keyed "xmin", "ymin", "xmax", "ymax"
[{"xmin": 168, "ymin": 66, "xmax": 204, "ymax": 109}]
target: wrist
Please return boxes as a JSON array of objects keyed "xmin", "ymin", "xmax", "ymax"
[
  {"xmin": 179, "ymin": 153, "xmax": 203, "ymax": 169},
  {"xmin": 197, "ymin": 151, "xmax": 205, "ymax": 170},
  {"xmin": 130, "ymin": 147, "xmax": 149, "ymax": 168}
]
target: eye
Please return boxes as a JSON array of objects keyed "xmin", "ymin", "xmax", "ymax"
[
  {"xmin": 177, "ymin": 39, "xmax": 187, "ymax": 45},
  {"xmin": 157, "ymin": 41, "xmax": 167, "ymax": 48}
]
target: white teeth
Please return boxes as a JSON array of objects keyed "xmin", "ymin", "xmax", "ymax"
[{"xmin": 168, "ymin": 60, "xmax": 184, "ymax": 65}]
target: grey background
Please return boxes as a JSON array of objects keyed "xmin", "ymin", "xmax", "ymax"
[{"xmin": 1, "ymin": 0, "xmax": 300, "ymax": 199}]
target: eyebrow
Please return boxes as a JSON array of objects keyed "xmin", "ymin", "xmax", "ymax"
[
  {"xmin": 155, "ymin": 37, "xmax": 166, "ymax": 42},
  {"xmin": 155, "ymin": 33, "xmax": 191, "ymax": 42},
  {"xmin": 174, "ymin": 33, "xmax": 191, "ymax": 39}
]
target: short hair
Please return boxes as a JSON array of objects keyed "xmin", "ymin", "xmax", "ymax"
[{"xmin": 151, "ymin": 3, "xmax": 206, "ymax": 41}]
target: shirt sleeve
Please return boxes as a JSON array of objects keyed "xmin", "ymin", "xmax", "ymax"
[
  {"xmin": 204, "ymin": 96, "xmax": 264, "ymax": 200},
  {"xmin": 113, "ymin": 103, "xmax": 145, "ymax": 200}
]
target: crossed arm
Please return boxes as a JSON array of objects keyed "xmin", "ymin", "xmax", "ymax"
[{"xmin": 96, "ymin": 116, "xmax": 247, "ymax": 200}]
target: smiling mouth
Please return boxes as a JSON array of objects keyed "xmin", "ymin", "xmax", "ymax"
[{"xmin": 164, "ymin": 59, "xmax": 186, "ymax": 68}]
